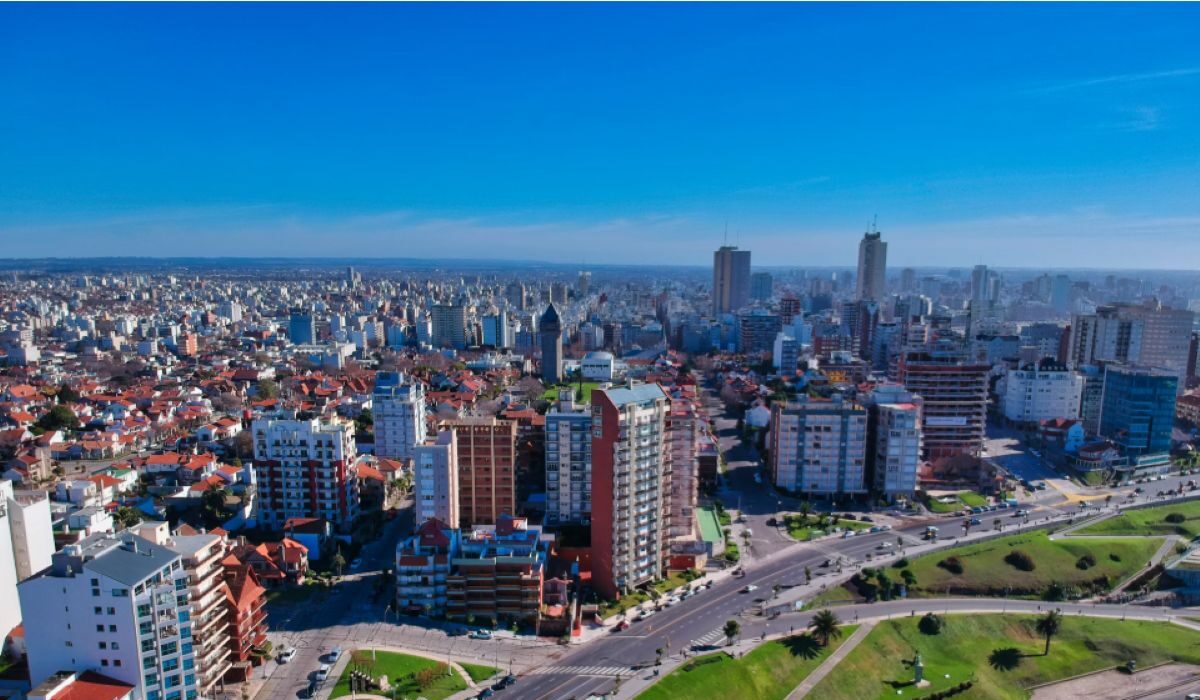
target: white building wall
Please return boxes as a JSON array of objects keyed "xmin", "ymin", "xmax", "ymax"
[{"xmin": 1002, "ymin": 366, "xmax": 1084, "ymax": 423}]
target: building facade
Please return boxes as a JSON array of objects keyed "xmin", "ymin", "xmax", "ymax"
[
  {"xmin": 897, "ymin": 350, "xmax": 990, "ymax": 463},
  {"xmin": 1001, "ymin": 360, "xmax": 1085, "ymax": 424},
  {"xmin": 864, "ymin": 385, "xmax": 922, "ymax": 502},
  {"xmin": 251, "ymin": 415, "xmax": 359, "ymax": 531},
  {"xmin": 20, "ymin": 534, "xmax": 201, "ymax": 700},
  {"xmin": 373, "ymin": 371, "xmax": 427, "ymax": 460},
  {"xmin": 1099, "ymin": 365, "xmax": 1178, "ymax": 460},
  {"xmin": 544, "ymin": 394, "xmax": 592, "ymax": 525},
  {"xmin": 539, "ymin": 303, "xmax": 563, "ymax": 383},
  {"xmin": 413, "ymin": 430, "xmax": 460, "ymax": 529},
  {"xmin": 712, "ymin": 246, "xmax": 751, "ymax": 316},
  {"xmin": 855, "ymin": 230, "xmax": 887, "ymax": 302},
  {"xmin": 769, "ymin": 395, "xmax": 868, "ymax": 496},
  {"xmin": 449, "ymin": 418, "xmax": 518, "ymax": 527},
  {"xmin": 591, "ymin": 383, "xmax": 670, "ymax": 600}
]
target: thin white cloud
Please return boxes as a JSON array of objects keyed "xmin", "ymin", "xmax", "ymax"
[
  {"xmin": 1099, "ymin": 106, "xmax": 1163, "ymax": 132},
  {"xmin": 1029, "ymin": 66, "xmax": 1200, "ymax": 94}
]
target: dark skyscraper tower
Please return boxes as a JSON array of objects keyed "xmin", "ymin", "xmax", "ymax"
[
  {"xmin": 712, "ymin": 245, "xmax": 751, "ymax": 315},
  {"xmin": 540, "ymin": 303, "xmax": 563, "ymax": 383}
]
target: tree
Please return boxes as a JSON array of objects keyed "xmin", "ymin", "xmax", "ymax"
[
  {"xmin": 918, "ymin": 612, "xmax": 943, "ymax": 635},
  {"xmin": 901, "ymin": 569, "xmax": 917, "ymax": 587},
  {"xmin": 37, "ymin": 405, "xmax": 80, "ymax": 433},
  {"xmin": 56, "ymin": 384, "xmax": 81, "ymax": 404},
  {"xmin": 115, "ymin": 506, "xmax": 142, "ymax": 528},
  {"xmin": 1035, "ymin": 610, "xmax": 1062, "ymax": 656},
  {"xmin": 332, "ymin": 547, "xmax": 347, "ymax": 577},
  {"xmin": 723, "ymin": 619, "xmax": 740, "ymax": 646},
  {"xmin": 809, "ymin": 609, "xmax": 843, "ymax": 647},
  {"xmin": 255, "ymin": 379, "xmax": 279, "ymax": 399},
  {"xmin": 804, "ymin": 566, "xmax": 812, "ymax": 584},
  {"xmin": 355, "ymin": 408, "xmax": 374, "ymax": 434}
]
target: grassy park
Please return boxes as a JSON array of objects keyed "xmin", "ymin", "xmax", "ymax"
[
  {"xmin": 330, "ymin": 650, "xmax": 471, "ymax": 700},
  {"xmin": 459, "ymin": 662, "xmax": 501, "ymax": 683},
  {"xmin": 599, "ymin": 569, "xmax": 703, "ymax": 618},
  {"xmin": 902, "ymin": 530, "xmax": 1161, "ymax": 598},
  {"xmin": 1075, "ymin": 499, "xmax": 1200, "ymax": 538},
  {"xmin": 637, "ymin": 626, "xmax": 858, "ymax": 700},
  {"xmin": 808, "ymin": 614, "xmax": 1200, "ymax": 700},
  {"xmin": 784, "ymin": 513, "xmax": 872, "ymax": 541},
  {"xmin": 542, "ymin": 381, "xmax": 601, "ymax": 402},
  {"xmin": 926, "ymin": 491, "xmax": 990, "ymax": 514}
]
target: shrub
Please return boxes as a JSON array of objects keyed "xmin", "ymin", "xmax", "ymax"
[
  {"xmin": 918, "ymin": 612, "xmax": 944, "ymax": 635},
  {"xmin": 937, "ymin": 556, "xmax": 964, "ymax": 575},
  {"xmin": 1004, "ymin": 550, "xmax": 1036, "ymax": 572},
  {"xmin": 1076, "ymin": 553, "xmax": 1097, "ymax": 570},
  {"xmin": 1109, "ymin": 552, "xmax": 1122, "ymax": 562},
  {"xmin": 1166, "ymin": 513, "xmax": 1187, "ymax": 524},
  {"xmin": 1043, "ymin": 581, "xmax": 1067, "ymax": 601},
  {"xmin": 892, "ymin": 557, "xmax": 910, "ymax": 569}
]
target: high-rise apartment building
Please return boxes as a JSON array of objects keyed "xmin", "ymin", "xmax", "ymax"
[
  {"xmin": 864, "ymin": 385, "xmax": 922, "ymax": 502},
  {"xmin": 544, "ymin": 393, "xmax": 592, "ymax": 525},
  {"xmin": 773, "ymin": 332, "xmax": 799, "ymax": 375},
  {"xmin": 768, "ymin": 395, "xmax": 868, "ymax": 496},
  {"xmin": 666, "ymin": 399, "xmax": 700, "ymax": 540},
  {"xmin": 897, "ymin": 350, "xmax": 990, "ymax": 462},
  {"xmin": 539, "ymin": 304, "xmax": 563, "ymax": 383},
  {"xmin": 287, "ymin": 307, "xmax": 315, "ymax": 345},
  {"xmin": 20, "ymin": 533, "xmax": 201, "ymax": 700},
  {"xmin": 449, "ymin": 418, "xmax": 518, "ymax": 526},
  {"xmin": 1068, "ymin": 302, "xmax": 1194, "ymax": 393},
  {"xmin": 157, "ymin": 531, "xmax": 233, "ymax": 694},
  {"xmin": 712, "ymin": 245, "xmax": 751, "ymax": 315},
  {"xmin": 373, "ymin": 371, "xmax": 427, "ymax": 460},
  {"xmin": 591, "ymin": 383, "xmax": 670, "ymax": 599},
  {"xmin": 577, "ymin": 270, "xmax": 591, "ymax": 297},
  {"xmin": 430, "ymin": 303, "xmax": 468, "ymax": 349},
  {"xmin": 481, "ymin": 311, "xmax": 512, "ymax": 349},
  {"xmin": 1099, "ymin": 365, "xmax": 1178, "ymax": 460},
  {"xmin": 505, "ymin": 282, "xmax": 526, "ymax": 311},
  {"xmin": 1001, "ymin": 359, "xmax": 1085, "ymax": 424},
  {"xmin": 855, "ymin": 231, "xmax": 887, "ymax": 302},
  {"xmin": 413, "ymin": 430, "xmax": 459, "ymax": 528},
  {"xmin": 251, "ymin": 415, "xmax": 359, "ymax": 531},
  {"xmin": 0, "ymin": 480, "xmax": 54, "ymax": 643},
  {"xmin": 736, "ymin": 309, "xmax": 782, "ymax": 355}
]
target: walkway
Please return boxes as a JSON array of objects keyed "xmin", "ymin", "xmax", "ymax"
[
  {"xmin": 318, "ymin": 646, "xmax": 483, "ymax": 700},
  {"xmin": 786, "ymin": 620, "xmax": 877, "ymax": 699}
]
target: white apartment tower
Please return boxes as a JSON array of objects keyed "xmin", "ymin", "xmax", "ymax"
[
  {"xmin": 373, "ymin": 371, "xmax": 427, "ymax": 460},
  {"xmin": 20, "ymin": 533, "xmax": 201, "ymax": 700},
  {"xmin": 0, "ymin": 479, "xmax": 55, "ymax": 643},
  {"xmin": 1001, "ymin": 360, "xmax": 1085, "ymax": 424},
  {"xmin": 545, "ymin": 392, "xmax": 593, "ymax": 525},
  {"xmin": 412, "ymin": 430, "xmax": 460, "ymax": 529},
  {"xmin": 768, "ymin": 395, "xmax": 868, "ymax": 495},
  {"xmin": 865, "ymin": 385, "xmax": 923, "ymax": 502},
  {"xmin": 251, "ymin": 415, "xmax": 360, "ymax": 531}
]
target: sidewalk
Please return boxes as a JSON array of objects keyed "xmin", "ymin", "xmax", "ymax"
[{"xmin": 786, "ymin": 620, "xmax": 877, "ymax": 699}]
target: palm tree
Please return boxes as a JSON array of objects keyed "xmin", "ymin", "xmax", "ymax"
[
  {"xmin": 1035, "ymin": 610, "xmax": 1062, "ymax": 656},
  {"xmin": 809, "ymin": 609, "xmax": 843, "ymax": 647},
  {"xmin": 798, "ymin": 501, "xmax": 813, "ymax": 520},
  {"xmin": 723, "ymin": 619, "xmax": 740, "ymax": 646}
]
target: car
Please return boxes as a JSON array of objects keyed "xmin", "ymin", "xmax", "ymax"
[
  {"xmin": 842, "ymin": 530, "xmax": 854, "ymax": 539},
  {"xmin": 967, "ymin": 517, "xmax": 982, "ymax": 525},
  {"xmin": 469, "ymin": 630, "xmax": 493, "ymax": 640},
  {"xmin": 448, "ymin": 627, "xmax": 468, "ymax": 637},
  {"xmin": 860, "ymin": 516, "xmax": 874, "ymax": 523},
  {"xmin": 753, "ymin": 473, "xmax": 763, "ymax": 484},
  {"xmin": 277, "ymin": 647, "xmax": 297, "ymax": 664},
  {"xmin": 302, "ymin": 681, "xmax": 317, "ymax": 698},
  {"xmin": 732, "ymin": 568, "xmax": 745, "ymax": 577},
  {"xmin": 616, "ymin": 620, "xmax": 631, "ymax": 631},
  {"xmin": 875, "ymin": 542, "xmax": 893, "ymax": 550},
  {"xmin": 349, "ymin": 558, "xmax": 364, "ymax": 572},
  {"xmin": 498, "ymin": 674, "xmax": 517, "ymax": 688},
  {"xmin": 1013, "ymin": 509, "xmax": 1029, "ymax": 517},
  {"xmin": 477, "ymin": 688, "xmax": 494, "ymax": 699},
  {"xmin": 315, "ymin": 664, "xmax": 331, "ymax": 683},
  {"xmin": 879, "ymin": 524, "xmax": 892, "ymax": 531},
  {"xmin": 741, "ymin": 584, "xmax": 759, "ymax": 593},
  {"xmin": 1035, "ymin": 483, "xmax": 1048, "ymax": 490},
  {"xmin": 869, "ymin": 525, "xmax": 883, "ymax": 533},
  {"xmin": 820, "ymin": 559, "xmax": 832, "ymax": 568},
  {"xmin": 1134, "ymin": 487, "xmax": 1145, "ymax": 494},
  {"xmin": 1186, "ymin": 693, "xmax": 1200, "ymax": 700}
]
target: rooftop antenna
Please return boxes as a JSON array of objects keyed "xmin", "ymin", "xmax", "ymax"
[{"xmin": 723, "ymin": 222, "xmax": 728, "ymax": 246}]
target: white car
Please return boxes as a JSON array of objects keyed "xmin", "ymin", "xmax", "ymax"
[
  {"xmin": 741, "ymin": 584, "xmax": 759, "ymax": 593},
  {"xmin": 876, "ymin": 542, "xmax": 893, "ymax": 550},
  {"xmin": 277, "ymin": 647, "xmax": 297, "ymax": 664},
  {"xmin": 315, "ymin": 664, "xmax": 331, "ymax": 683}
]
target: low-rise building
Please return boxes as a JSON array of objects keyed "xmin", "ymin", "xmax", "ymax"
[
  {"xmin": 395, "ymin": 519, "xmax": 458, "ymax": 617},
  {"xmin": 445, "ymin": 515, "xmax": 548, "ymax": 628}
]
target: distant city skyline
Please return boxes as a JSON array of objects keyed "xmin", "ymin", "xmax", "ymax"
[{"xmin": 3, "ymin": 4, "xmax": 1199, "ymax": 267}]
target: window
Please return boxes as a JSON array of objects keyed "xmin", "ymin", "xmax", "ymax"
[
  {"xmin": 97, "ymin": 625, "xmax": 105, "ymax": 632},
  {"xmin": 99, "ymin": 642, "xmax": 107, "ymax": 649},
  {"xmin": 109, "ymin": 624, "xmax": 117, "ymax": 633},
  {"xmin": 94, "ymin": 606, "xmax": 102, "ymax": 615},
  {"xmin": 108, "ymin": 607, "xmax": 116, "ymax": 615}
]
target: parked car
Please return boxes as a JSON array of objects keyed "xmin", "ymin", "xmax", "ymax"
[
  {"xmin": 315, "ymin": 665, "xmax": 331, "ymax": 683},
  {"xmin": 875, "ymin": 542, "xmax": 893, "ymax": 550},
  {"xmin": 326, "ymin": 647, "xmax": 343, "ymax": 663},
  {"xmin": 492, "ymin": 675, "xmax": 517, "ymax": 690},
  {"xmin": 277, "ymin": 647, "xmax": 297, "ymax": 664},
  {"xmin": 469, "ymin": 630, "xmax": 493, "ymax": 640}
]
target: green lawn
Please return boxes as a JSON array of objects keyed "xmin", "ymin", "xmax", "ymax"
[
  {"xmin": 808, "ymin": 614, "xmax": 1200, "ymax": 700},
  {"xmin": 330, "ymin": 650, "xmax": 468, "ymax": 699},
  {"xmin": 637, "ymin": 626, "xmax": 858, "ymax": 700},
  {"xmin": 599, "ymin": 570, "xmax": 703, "ymax": 618},
  {"xmin": 543, "ymin": 382, "xmax": 601, "ymax": 402},
  {"xmin": 1075, "ymin": 499, "xmax": 1200, "ymax": 538},
  {"xmin": 459, "ymin": 662, "xmax": 500, "ymax": 683},
  {"xmin": 806, "ymin": 584, "xmax": 859, "ymax": 608},
  {"xmin": 785, "ymin": 514, "xmax": 871, "ymax": 541},
  {"xmin": 927, "ymin": 491, "xmax": 989, "ymax": 514},
  {"xmin": 903, "ymin": 530, "xmax": 1162, "ymax": 598}
]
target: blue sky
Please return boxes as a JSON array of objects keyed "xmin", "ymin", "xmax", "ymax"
[{"xmin": 2, "ymin": 3, "xmax": 1198, "ymax": 267}]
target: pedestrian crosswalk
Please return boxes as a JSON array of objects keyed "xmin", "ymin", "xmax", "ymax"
[
  {"xmin": 691, "ymin": 627, "xmax": 727, "ymax": 647},
  {"xmin": 526, "ymin": 665, "xmax": 629, "ymax": 677}
]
